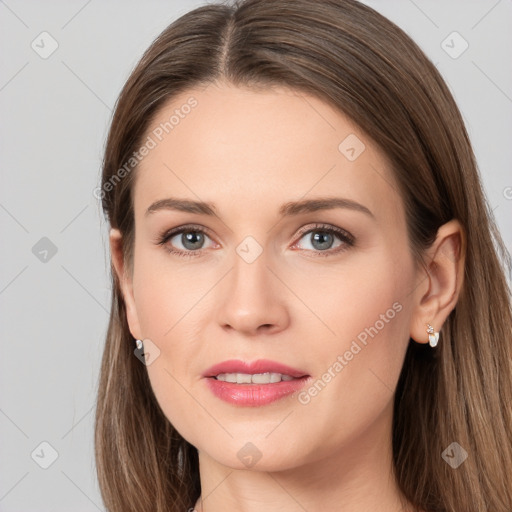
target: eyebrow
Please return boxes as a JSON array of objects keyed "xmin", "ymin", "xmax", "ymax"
[{"xmin": 145, "ymin": 196, "xmax": 375, "ymax": 219}]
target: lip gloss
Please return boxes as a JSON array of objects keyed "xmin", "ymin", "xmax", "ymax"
[{"xmin": 204, "ymin": 376, "xmax": 310, "ymax": 406}]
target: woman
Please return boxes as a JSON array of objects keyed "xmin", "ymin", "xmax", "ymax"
[{"xmin": 94, "ymin": 0, "xmax": 512, "ymax": 511}]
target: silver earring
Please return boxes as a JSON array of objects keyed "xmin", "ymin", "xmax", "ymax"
[
  {"xmin": 135, "ymin": 339, "xmax": 143, "ymax": 349},
  {"xmin": 426, "ymin": 324, "xmax": 439, "ymax": 347}
]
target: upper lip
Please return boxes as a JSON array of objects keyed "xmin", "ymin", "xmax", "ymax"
[{"xmin": 202, "ymin": 359, "xmax": 309, "ymax": 379}]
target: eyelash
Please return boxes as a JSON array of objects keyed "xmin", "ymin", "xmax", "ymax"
[{"xmin": 155, "ymin": 223, "xmax": 355, "ymax": 259}]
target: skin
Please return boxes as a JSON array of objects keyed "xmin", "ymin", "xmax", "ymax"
[{"xmin": 110, "ymin": 81, "xmax": 465, "ymax": 512}]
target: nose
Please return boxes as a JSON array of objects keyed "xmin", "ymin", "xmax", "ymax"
[{"xmin": 216, "ymin": 246, "xmax": 290, "ymax": 336}]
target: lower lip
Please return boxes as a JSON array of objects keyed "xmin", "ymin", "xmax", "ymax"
[{"xmin": 204, "ymin": 376, "xmax": 310, "ymax": 406}]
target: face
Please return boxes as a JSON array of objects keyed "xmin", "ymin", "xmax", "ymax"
[{"xmin": 114, "ymin": 81, "xmax": 421, "ymax": 471}]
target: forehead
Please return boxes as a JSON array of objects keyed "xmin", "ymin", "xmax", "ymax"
[{"xmin": 133, "ymin": 82, "xmax": 403, "ymax": 226}]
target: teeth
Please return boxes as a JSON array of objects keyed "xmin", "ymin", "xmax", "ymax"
[{"xmin": 215, "ymin": 372, "xmax": 296, "ymax": 384}]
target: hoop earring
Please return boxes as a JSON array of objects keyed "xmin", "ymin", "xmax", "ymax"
[{"xmin": 426, "ymin": 324, "xmax": 439, "ymax": 347}]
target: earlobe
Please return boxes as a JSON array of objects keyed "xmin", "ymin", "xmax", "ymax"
[
  {"xmin": 109, "ymin": 228, "xmax": 143, "ymax": 340},
  {"xmin": 410, "ymin": 219, "xmax": 466, "ymax": 345}
]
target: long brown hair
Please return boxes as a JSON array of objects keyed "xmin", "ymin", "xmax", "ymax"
[{"xmin": 94, "ymin": 1, "xmax": 512, "ymax": 511}]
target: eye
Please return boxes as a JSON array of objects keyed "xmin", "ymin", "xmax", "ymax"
[
  {"xmin": 155, "ymin": 222, "xmax": 355, "ymax": 258},
  {"xmin": 291, "ymin": 223, "xmax": 355, "ymax": 257},
  {"xmin": 155, "ymin": 224, "xmax": 216, "ymax": 258}
]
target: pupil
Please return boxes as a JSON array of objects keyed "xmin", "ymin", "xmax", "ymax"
[
  {"xmin": 183, "ymin": 231, "xmax": 204, "ymax": 250},
  {"xmin": 312, "ymin": 232, "xmax": 333, "ymax": 250}
]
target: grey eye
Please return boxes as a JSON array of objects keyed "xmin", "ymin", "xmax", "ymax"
[
  {"xmin": 169, "ymin": 231, "xmax": 212, "ymax": 251},
  {"xmin": 297, "ymin": 230, "xmax": 343, "ymax": 251}
]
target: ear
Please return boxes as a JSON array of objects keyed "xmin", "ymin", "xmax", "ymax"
[
  {"xmin": 409, "ymin": 219, "xmax": 466, "ymax": 344},
  {"xmin": 109, "ymin": 228, "xmax": 143, "ymax": 341}
]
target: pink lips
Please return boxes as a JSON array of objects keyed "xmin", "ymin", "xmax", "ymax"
[
  {"xmin": 202, "ymin": 359, "xmax": 308, "ymax": 379},
  {"xmin": 202, "ymin": 359, "xmax": 311, "ymax": 407}
]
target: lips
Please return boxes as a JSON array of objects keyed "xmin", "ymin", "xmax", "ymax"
[
  {"xmin": 202, "ymin": 359, "xmax": 309, "ymax": 379},
  {"xmin": 202, "ymin": 359, "xmax": 311, "ymax": 407}
]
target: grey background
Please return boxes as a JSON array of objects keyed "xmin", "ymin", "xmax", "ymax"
[{"xmin": 0, "ymin": 1, "xmax": 511, "ymax": 510}]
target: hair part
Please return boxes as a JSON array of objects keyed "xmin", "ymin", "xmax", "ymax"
[{"xmin": 95, "ymin": 1, "xmax": 512, "ymax": 511}]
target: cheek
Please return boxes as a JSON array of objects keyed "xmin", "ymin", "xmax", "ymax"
[
  {"xmin": 130, "ymin": 251, "xmax": 216, "ymax": 440},
  {"xmin": 285, "ymin": 246, "xmax": 411, "ymax": 353},
  {"xmin": 132, "ymin": 274, "xmax": 203, "ymax": 444},
  {"xmin": 291, "ymin": 250, "xmax": 413, "ymax": 430},
  {"xmin": 131, "ymin": 245, "xmax": 211, "ymax": 339}
]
